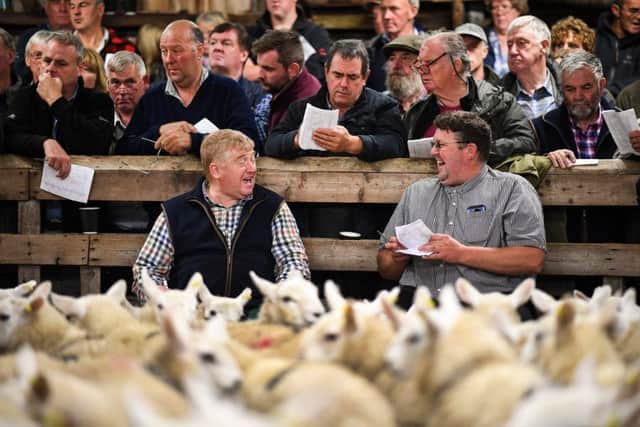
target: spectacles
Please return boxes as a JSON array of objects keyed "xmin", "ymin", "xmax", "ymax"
[
  {"xmin": 432, "ymin": 140, "xmax": 470, "ymax": 150},
  {"xmin": 413, "ymin": 52, "xmax": 448, "ymax": 74}
]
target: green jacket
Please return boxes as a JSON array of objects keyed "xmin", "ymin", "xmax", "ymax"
[{"xmin": 404, "ymin": 77, "xmax": 536, "ymax": 165}]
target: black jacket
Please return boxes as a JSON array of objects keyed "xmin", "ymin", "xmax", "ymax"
[
  {"xmin": 366, "ymin": 33, "xmax": 389, "ymax": 92},
  {"xmin": 404, "ymin": 78, "xmax": 536, "ymax": 165},
  {"xmin": 594, "ymin": 10, "xmax": 640, "ymax": 97},
  {"xmin": 531, "ymin": 97, "xmax": 618, "ymax": 159},
  {"xmin": 266, "ymin": 87, "xmax": 408, "ymax": 161},
  {"xmin": 249, "ymin": 6, "xmax": 331, "ymax": 83},
  {"xmin": 5, "ymin": 79, "xmax": 114, "ymax": 157}
]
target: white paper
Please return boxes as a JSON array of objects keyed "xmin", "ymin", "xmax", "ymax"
[
  {"xmin": 572, "ymin": 159, "xmax": 599, "ymax": 166},
  {"xmin": 408, "ymin": 138, "xmax": 434, "ymax": 158},
  {"xmin": 602, "ymin": 109, "xmax": 640, "ymax": 156},
  {"xmin": 395, "ymin": 219, "xmax": 434, "ymax": 256},
  {"xmin": 299, "ymin": 35, "xmax": 317, "ymax": 61},
  {"xmin": 298, "ymin": 104, "xmax": 339, "ymax": 151},
  {"xmin": 40, "ymin": 163, "xmax": 94, "ymax": 203},
  {"xmin": 194, "ymin": 118, "xmax": 219, "ymax": 134}
]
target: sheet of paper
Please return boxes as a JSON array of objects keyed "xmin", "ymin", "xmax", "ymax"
[
  {"xmin": 602, "ymin": 109, "xmax": 640, "ymax": 156},
  {"xmin": 572, "ymin": 159, "xmax": 599, "ymax": 166},
  {"xmin": 298, "ymin": 104, "xmax": 339, "ymax": 151},
  {"xmin": 40, "ymin": 163, "xmax": 94, "ymax": 203},
  {"xmin": 194, "ymin": 118, "xmax": 219, "ymax": 134},
  {"xmin": 408, "ymin": 138, "xmax": 434, "ymax": 158},
  {"xmin": 395, "ymin": 219, "xmax": 434, "ymax": 256}
]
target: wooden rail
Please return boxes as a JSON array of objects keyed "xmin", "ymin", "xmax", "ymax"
[{"xmin": 1, "ymin": 154, "xmax": 639, "ymax": 294}]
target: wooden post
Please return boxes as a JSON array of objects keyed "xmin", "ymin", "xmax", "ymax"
[
  {"xmin": 17, "ymin": 200, "xmax": 41, "ymax": 283},
  {"xmin": 603, "ymin": 277, "xmax": 625, "ymax": 294},
  {"xmin": 80, "ymin": 267, "xmax": 101, "ymax": 295}
]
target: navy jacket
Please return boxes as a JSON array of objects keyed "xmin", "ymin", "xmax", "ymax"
[
  {"xmin": 531, "ymin": 97, "xmax": 618, "ymax": 159},
  {"xmin": 266, "ymin": 87, "xmax": 408, "ymax": 161},
  {"xmin": 119, "ymin": 73, "xmax": 259, "ymax": 155},
  {"xmin": 164, "ymin": 179, "xmax": 282, "ymax": 308}
]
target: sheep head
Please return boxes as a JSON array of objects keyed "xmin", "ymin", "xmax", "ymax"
[{"xmin": 198, "ymin": 286, "xmax": 252, "ymax": 322}]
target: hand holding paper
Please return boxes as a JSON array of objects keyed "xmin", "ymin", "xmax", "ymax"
[
  {"xmin": 602, "ymin": 109, "xmax": 640, "ymax": 156},
  {"xmin": 395, "ymin": 219, "xmax": 434, "ymax": 256},
  {"xmin": 299, "ymin": 104, "xmax": 339, "ymax": 151},
  {"xmin": 40, "ymin": 162, "xmax": 94, "ymax": 203}
]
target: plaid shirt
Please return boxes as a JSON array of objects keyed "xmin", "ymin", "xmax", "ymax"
[
  {"xmin": 515, "ymin": 72, "xmax": 559, "ymax": 120},
  {"xmin": 569, "ymin": 106, "xmax": 603, "ymax": 159},
  {"xmin": 488, "ymin": 28, "xmax": 509, "ymax": 78},
  {"xmin": 132, "ymin": 182, "xmax": 310, "ymax": 299}
]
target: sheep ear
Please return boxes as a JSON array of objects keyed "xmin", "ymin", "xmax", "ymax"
[
  {"xmin": 573, "ymin": 289, "xmax": 589, "ymax": 301},
  {"xmin": 25, "ymin": 281, "xmax": 52, "ymax": 313},
  {"xmin": 531, "ymin": 289, "xmax": 556, "ymax": 313},
  {"xmin": 197, "ymin": 281, "xmax": 214, "ymax": 303},
  {"xmin": 343, "ymin": 303, "xmax": 359, "ymax": 335},
  {"xmin": 15, "ymin": 280, "xmax": 37, "ymax": 297},
  {"xmin": 593, "ymin": 284, "xmax": 612, "ymax": 300},
  {"xmin": 140, "ymin": 268, "xmax": 161, "ymax": 301},
  {"xmin": 160, "ymin": 310, "xmax": 190, "ymax": 355},
  {"xmin": 555, "ymin": 301, "xmax": 575, "ymax": 331},
  {"xmin": 384, "ymin": 287, "xmax": 400, "ymax": 305},
  {"xmin": 381, "ymin": 297, "xmax": 401, "ymax": 331},
  {"xmin": 324, "ymin": 280, "xmax": 345, "ymax": 311},
  {"xmin": 50, "ymin": 293, "xmax": 85, "ymax": 318},
  {"xmin": 622, "ymin": 288, "xmax": 637, "ymax": 307},
  {"xmin": 509, "ymin": 278, "xmax": 535, "ymax": 308},
  {"xmin": 250, "ymin": 271, "xmax": 277, "ymax": 301},
  {"xmin": 236, "ymin": 288, "xmax": 252, "ymax": 306},
  {"xmin": 412, "ymin": 286, "xmax": 435, "ymax": 311},
  {"xmin": 106, "ymin": 280, "xmax": 127, "ymax": 301},
  {"xmin": 455, "ymin": 277, "xmax": 481, "ymax": 307},
  {"xmin": 185, "ymin": 272, "xmax": 205, "ymax": 296}
]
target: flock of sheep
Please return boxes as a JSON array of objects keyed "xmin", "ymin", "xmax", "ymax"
[{"xmin": 0, "ymin": 269, "xmax": 639, "ymax": 427}]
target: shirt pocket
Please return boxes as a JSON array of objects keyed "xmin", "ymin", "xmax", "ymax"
[{"xmin": 461, "ymin": 211, "xmax": 492, "ymax": 246}]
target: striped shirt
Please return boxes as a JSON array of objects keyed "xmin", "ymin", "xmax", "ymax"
[
  {"xmin": 380, "ymin": 166, "xmax": 546, "ymax": 296},
  {"xmin": 569, "ymin": 106, "xmax": 603, "ymax": 159},
  {"xmin": 132, "ymin": 181, "xmax": 310, "ymax": 298},
  {"xmin": 488, "ymin": 28, "xmax": 509, "ymax": 78},
  {"xmin": 515, "ymin": 71, "xmax": 559, "ymax": 120}
]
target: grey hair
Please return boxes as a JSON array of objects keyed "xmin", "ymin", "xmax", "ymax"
[
  {"xmin": 408, "ymin": 0, "xmax": 420, "ymax": 11},
  {"xmin": 46, "ymin": 31, "xmax": 84, "ymax": 64},
  {"xmin": 0, "ymin": 27, "xmax": 15, "ymax": 51},
  {"xmin": 428, "ymin": 32, "xmax": 471, "ymax": 78},
  {"xmin": 25, "ymin": 30, "xmax": 51, "ymax": 55},
  {"xmin": 106, "ymin": 50, "xmax": 147, "ymax": 79},
  {"xmin": 559, "ymin": 50, "xmax": 604, "ymax": 81},
  {"xmin": 325, "ymin": 39, "xmax": 370, "ymax": 77},
  {"xmin": 507, "ymin": 15, "xmax": 551, "ymax": 42}
]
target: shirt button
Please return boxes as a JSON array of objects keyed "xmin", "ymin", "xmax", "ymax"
[
  {"xmin": 448, "ymin": 221, "xmax": 454, "ymax": 226},
  {"xmin": 439, "ymin": 263, "xmax": 444, "ymax": 267},
  {"xmin": 452, "ymin": 202, "xmax": 456, "ymax": 207}
]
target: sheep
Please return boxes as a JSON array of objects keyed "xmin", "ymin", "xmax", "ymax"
[
  {"xmin": 454, "ymin": 277, "xmax": 535, "ymax": 324},
  {"xmin": 323, "ymin": 279, "xmax": 401, "ymax": 319},
  {"xmin": 198, "ymin": 285, "xmax": 252, "ymax": 322},
  {"xmin": 137, "ymin": 268, "xmax": 201, "ymax": 325},
  {"xmin": 0, "ymin": 280, "xmax": 36, "ymax": 299},
  {"xmin": 386, "ymin": 284, "xmax": 545, "ymax": 427}
]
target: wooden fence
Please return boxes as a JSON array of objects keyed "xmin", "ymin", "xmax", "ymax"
[{"xmin": 1, "ymin": 154, "xmax": 639, "ymax": 294}]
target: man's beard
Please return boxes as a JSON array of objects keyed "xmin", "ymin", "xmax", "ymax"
[
  {"xmin": 568, "ymin": 93, "xmax": 600, "ymax": 121},
  {"xmin": 385, "ymin": 71, "xmax": 424, "ymax": 102}
]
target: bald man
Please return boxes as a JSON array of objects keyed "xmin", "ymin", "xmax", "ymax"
[{"xmin": 119, "ymin": 20, "xmax": 259, "ymax": 156}]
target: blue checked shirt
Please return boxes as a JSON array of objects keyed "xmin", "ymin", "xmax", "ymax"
[
  {"xmin": 515, "ymin": 72, "xmax": 559, "ymax": 120},
  {"xmin": 488, "ymin": 28, "xmax": 509, "ymax": 78},
  {"xmin": 132, "ymin": 181, "xmax": 310, "ymax": 298},
  {"xmin": 569, "ymin": 106, "xmax": 603, "ymax": 159}
]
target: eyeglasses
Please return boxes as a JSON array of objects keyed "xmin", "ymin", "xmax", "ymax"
[
  {"xmin": 432, "ymin": 140, "xmax": 471, "ymax": 150},
  {"xmin": 413, "ymin": 52, "xmax": 448, "ymax": 74}
]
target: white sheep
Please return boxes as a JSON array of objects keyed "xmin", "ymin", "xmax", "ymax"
[
  {"xmin": 138, "ymin": 268, "xmax": 201, "ymax": 325},
  {"xmin": 0, "ymin": 280, "xmax": 37, "ymax": 299},
  {"xmin": 198, "ymin": 285, "xmax": 252, "ymax": 322}
]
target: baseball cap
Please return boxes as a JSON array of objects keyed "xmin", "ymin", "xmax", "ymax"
[
  {"xmin": 383, "ymin": 34, "xmax": 426, "ymax": 58},
  {"xmin": 455, "ymin": 23, "xmax": 488, "ymax": 44}
]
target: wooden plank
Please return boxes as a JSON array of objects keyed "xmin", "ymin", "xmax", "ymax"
[
  {"xmin": 0, "ymin": 155, "xmax": 33, "ymax": 201},
  {"xmin": 80, "ymin": 267, "xmax": 101, "ymax": 295},
  {"xmin": 17, "ymin": 200, "xmax": 41, "ymax": 282},
  {"xmin": 0, "ymin": 234, "xmax": 88, "ymax": 265},
  {"xmin": 83, "ymin": 234, "xmax": 640, "ymax": 277},
  {"xmin": 537, "ymin": 174, "xmax": 640, "ymax": 206}
]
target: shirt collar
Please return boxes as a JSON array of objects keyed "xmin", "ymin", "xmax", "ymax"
[
  {"xmin": 201, "ymin": 180, "xmax": 253, "ymax": 208},
  {"xmin": 442, "ymin": 164, "xmax": 489, "ymax": 194},
  {"xmin": 516, "ymin": 70, "xmax": 554, "ymax": 98},
  {"xmin": 114, "ymin": 110, "xmax": 126, "ymax": 129},
  {"xmin": 568, "ymin": 103, "xmax": 603, "ymax": 131},
  {"xmin": 164, "ymin": 68, "xmax": 209, "ymax": 103}
]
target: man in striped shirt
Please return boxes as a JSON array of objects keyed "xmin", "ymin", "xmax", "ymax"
[
  {"xmin": 378, "ymin": 111, "xmax": 545, "ymax": 307},
  {"xmin": 132, "ymin": 129, "xmax": 309, "ymax": 308}
]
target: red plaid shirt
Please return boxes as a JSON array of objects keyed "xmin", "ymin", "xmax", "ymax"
[{"xmin": 569, "ymin": 107, "xmax": 603, "ymax": 159}]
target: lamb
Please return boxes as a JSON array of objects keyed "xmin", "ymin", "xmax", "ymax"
[
  {"xmin": 136, "ymin": 268, "xmax": 201, "ymax": 325},
  {"xmin": 385, "ymin": 283, "xmax": 545, "ymax": 427},
  {"xmin": 0, "ymin": 280, "xmax": 36, "ymax": 299},
  {"xmin": 198, "ymin": 285, "xmax": 252, "ymax": 322}
]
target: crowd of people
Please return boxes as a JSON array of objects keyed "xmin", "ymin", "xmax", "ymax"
[{"xmin": 0, "ymin": 0, "xmax": 639, "ymax": 304}]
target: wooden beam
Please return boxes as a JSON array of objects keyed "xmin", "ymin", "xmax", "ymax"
[
  {"xmin": 0, "ymin": 234, "xmax": 88, "ymax": 265},
  {"xmin": 0, "ymin": 155, "xmax": 32, "ymax": 201},
  {"xmin": 80, "ymin": 267, "xmax": 101, "ymax": 295},
  {"xmin": 17, "ymin": 200, "xmax": 41, "ymax": 283},
  {"xmin": 24, "ymin": 156, "xmax": 640, "ymax": 206}
]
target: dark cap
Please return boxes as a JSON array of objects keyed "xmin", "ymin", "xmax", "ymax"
[
  {"xmin": 383, "ymin": 34, "xmax": 426, "ymax": 58},
  {"xmin": 454, "ymin": 23, "xmax": 488, "ymax": 44}
]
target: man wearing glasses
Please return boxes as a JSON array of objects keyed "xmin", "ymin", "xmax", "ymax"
[
  {"xmin": 404, "ymin": 31, "xmax": 535, "ymax": 165},
  {"xmin": 378, "ymin": 111, "xmax": 545, "ymax": 308},
  {"xmin": 594, "ymin": 0, "xmax": 640, "ymax": 96},
  {"xmin": 132, "ymin": 129, "xmax": 309, "ymax": 308}
]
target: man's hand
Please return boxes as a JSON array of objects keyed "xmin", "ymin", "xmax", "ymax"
[
  {"xmin": 155, "ymin": 130, "xmax": 191, "ymax": 155},
  {"xmin": 159, "ymin": 121, "xmax": 197, "ymax": 135},
  {"xmin": 383, "ymin": 236, "xmax": 411, "ymax": 263},
  {"xmin": 36, "ymin": 73, "xmax": 63, "ymax": 106},
  {"xmin": 630, "ymin": 129, "xmax": 640, "ymax": 153},
  {"xmin": 312, "ymin": 126, "xmax": 363, "ymax": 154},
  {"xmin": 43, "ymin": 139, "xmax": 71, "ymax": 178},
  {"xmin": 546, "ymin": 149, "xmax": 576, "ymax": 168},
  {"xmin": 420, "ymin": 233, "xmax": 466, "ymax": 263}
]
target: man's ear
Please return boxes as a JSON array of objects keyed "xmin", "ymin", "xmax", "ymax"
[
  {"xmin": 611, "ymin": 2, "xmax": 621, "ymax": 19},
  {"xmin": 240, "ymin": 49, "xmax": 249, "ymax": 64},
  {"xmin": 286, "ymin": 62, "xmax": 301, "ymax": 80},
  {"xmin": 409, "ymin": 3, "xmax": 418, "ymax": 20},
  {"xmin": 599, "ymin": 77, "xmax": 607, "ymax": 93},
  {"xmin": 209, "ymin": 162, "xmax": 220, "ymax": 180},
  {"xmin": 195, "ymin": 43, "xmax": 205, "ymax": 62},
  {"xmin": 466, "ymin": 142, "xmax": 479, "ymax": 160},
  {"xmin": 97, "ymin": 1, "xmax": 105, "ymax": 17},
  {"xmin": 540, "ymin": 39, "xmax": 550, "ymax": 55}
]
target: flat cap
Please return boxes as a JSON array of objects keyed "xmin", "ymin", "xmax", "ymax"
[
  {"xmin": 454, "ymin": 23, "xmax": 488, "ymax": 44},
  {"xmin": 383, "ymin": 34, "xmax": 426, "ymax": 57}
]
